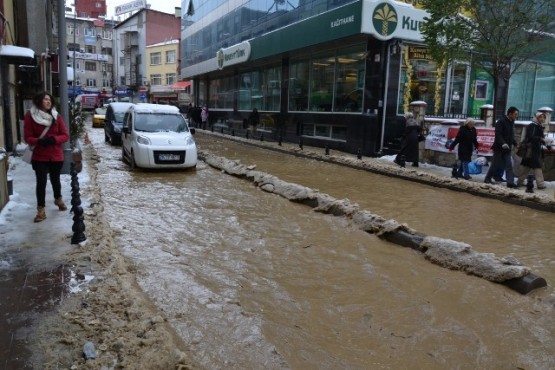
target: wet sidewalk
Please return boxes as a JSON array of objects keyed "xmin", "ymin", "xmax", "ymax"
[{"xmin": 0, "ymin": 154, "xmax": 84, "ymax": 369}]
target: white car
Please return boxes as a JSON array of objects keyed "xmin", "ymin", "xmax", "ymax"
[{"xmin": 121, "ymin": 104, "xmax": 197, "ymax": 169}]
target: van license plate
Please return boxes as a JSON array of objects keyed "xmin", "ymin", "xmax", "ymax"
[{"xmin": 158, "ymin": 154, "xmax": 180, "ymax": 161}]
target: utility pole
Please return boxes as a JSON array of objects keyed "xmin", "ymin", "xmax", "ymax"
[{"xmin": 57, "ymin": 0, "xmax": 69, "ymax": 126}]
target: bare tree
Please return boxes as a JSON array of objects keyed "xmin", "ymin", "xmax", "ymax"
[{"xmin": 421, "ymin": 0, "xmax": 555, "ymax": 117}]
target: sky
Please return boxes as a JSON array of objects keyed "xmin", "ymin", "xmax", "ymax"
[{"xmin": 106, "ymin": 0, "xmax": 182, "ymax": 18}]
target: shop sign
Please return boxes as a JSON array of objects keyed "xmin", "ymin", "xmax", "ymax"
[
  {"xmin": 217, "ymin": 42, "xmax": 251, "ymax": 70},
  {"xmin": 408, "ymin": 46, "xmax": 432, "ymax": 60},
  {"xmin": 69, "ymin": 51, "xmax": 108, "ymax": 62},
  {"xmin": 361, "ymin": 0, "xmax": 428, "ymax": 41},
  {"xmin": 115, "ymin": 0, "xmax": 146, "ymax": 16},
  {"xmin": 248, "ymin": 2, "xmax": 362, "ymax": 61}
]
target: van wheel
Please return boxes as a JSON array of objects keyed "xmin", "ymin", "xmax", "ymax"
[
  {"xmin": 105, "ymin": 132, "xmax": 110, "ymax": 143},
  {"xmin": 130, "ymin": 151, "xmax": 137, "ymax": 170},
  {"xmin": 121, "ymin": 146, "xmax": 128, "ymax": 164}
]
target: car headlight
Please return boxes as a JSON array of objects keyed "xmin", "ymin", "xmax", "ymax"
[
  {"xmin": 185, "ymin": 136, "xmax": 195, "ymax": 145},
  {"xmin": 136, "ymin": 135, "xmax": 150, "ymax": 145}
]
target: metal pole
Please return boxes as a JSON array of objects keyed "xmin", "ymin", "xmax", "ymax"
[
  {"xmin": 57, "ymin": 0, "xmax": 69, "ymax": 126},
  {"xmin": 73, "ymin": 9, "xmax": 77, "ymax": 107}
]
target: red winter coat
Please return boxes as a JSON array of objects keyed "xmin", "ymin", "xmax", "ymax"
[{"xmin": 23, "ymin": 111, "xmax": 69, "ymax": 162}]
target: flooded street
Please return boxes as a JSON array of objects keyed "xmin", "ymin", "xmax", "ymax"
[{"xmin": 88, "ymin": 128, "xmax": 555, "ymax": 369}]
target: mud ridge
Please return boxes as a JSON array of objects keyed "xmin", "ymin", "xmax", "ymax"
[{"xmin": 201, "ymin": 151, "xmax": 546, "ymax": 294}]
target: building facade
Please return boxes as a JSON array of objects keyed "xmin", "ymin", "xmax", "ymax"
[
  {"xmin": 145, "ymin": 39, "xmax": 179, "ymax": 104},
  {"xmin": 66, "ymin": 14, "xmax": 117, "ymax": 101},
  {"xmin": 113, "ymin": 9, "xmax": 181, "ymax": 99},
  {"xmin": 180, "ymin": 0, "xmax": 555, "ymax": 155},
  {"xmin": 75, "ymin": 0, "xmax": 107, "ymax": 19}
]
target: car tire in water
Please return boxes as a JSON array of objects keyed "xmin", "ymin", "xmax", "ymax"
[
  {"xmin": 130, "ymin": 151, "xmax": 137, "ymax": 170},
  {"xmin": 121, "ymin": 146, "xmax": 128, "ymax": 164}
]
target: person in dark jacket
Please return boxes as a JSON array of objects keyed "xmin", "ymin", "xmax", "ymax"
[
  {"xmin": 449, "ymin": 118, "xmax": 479, "ymax": 179},
  {"xmin": 395, "ymin": 112, "xmax": 422, "ymax": 167},
  {"xmin": 516, "ymin": 112, "xmax": 547, "ymax": 189},
  {"xmin": 23, "ymin": 91, "xmax": 70, "ymax": 222},
  {"xmin": 248, "ymin": 108, "xmax": 259, "ymax": 135},
  {"xmin": 484, "ymin": 106, "xmax": 519, "ymax": 187}
]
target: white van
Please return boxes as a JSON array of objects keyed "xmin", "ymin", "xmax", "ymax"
[{"xmin": 121, "ymin": 104, "xmax": 197, "ymax": 169}]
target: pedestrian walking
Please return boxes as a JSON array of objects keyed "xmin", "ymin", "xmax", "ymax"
[
  {"xmin": 201, "ymin": 105, "xmax": 209, "ymax": 130},
  {"xmin": 23, "ymin": 91, "xmax": 70, "ymax": 222},
  {"xmin": 449, "ymin": 118, "xmax": 479, "ymax": 180},
  {"xmin": 248, "ymin": 108, "xmax": 259, "ymax": 136},
  {"xmin": 395, "ymin": 112, "xmax": 422, "ymax": 167},
  {"xmin": 484, "ymin": 106, "xmax": 519, "ymax": 188},
  {"xmin": 516, "ymin": 112, "xmax": 548, "ymax": 189}
]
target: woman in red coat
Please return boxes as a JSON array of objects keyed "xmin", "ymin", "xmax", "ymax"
[{"xmin": 23, "ymin": 91, "xmax": 70, "ymax": 222}]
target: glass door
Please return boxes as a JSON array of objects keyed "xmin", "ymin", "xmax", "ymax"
[{"xmin": 445, "ymin": 63, "xmax": 469, "ymax": 116}]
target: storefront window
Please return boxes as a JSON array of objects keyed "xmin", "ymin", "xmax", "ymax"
[
  {"xmin": 198, "ymin": 80, "xmax": 206, "ymax": 107},
  {"xmin": 289, "ymin": 59, "xmax": 310, "ymax": 111},
  {"xmin": 209, "ymin": 76, "xmax": 234, "ymax": 109},
  {"xmin": 262, "ymin": 65, "xmax": 281, "ymax": 111},
  {"xmin": 508, "ymin": 62, "xmax": 555, "ymax": 117},
  {"xmin": 398, "ymin": 45, "xmax": 446, "ymax": 115},
  {"xmin": 334, "ymin": 46, "xmax": 365, "ymax": 113},
  {"xmin": 310, "ymin": 53, "xmax": 335, "ymax": 112},
  {"xmin": 239, "ymin": 71, "xmax": 263, "ymax": 110}
]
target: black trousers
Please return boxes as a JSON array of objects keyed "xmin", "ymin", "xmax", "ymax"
[{"xmin": 32, "ymin": 161, "xmax": 64, "ymax": 207}]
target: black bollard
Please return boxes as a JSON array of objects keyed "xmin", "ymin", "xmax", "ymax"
[
  {"xmin": 221, "ymin": 127, "xmax": 224, "ymax": 134},
  {"xmin": 211, "ymin": 125, "xmax": 214, "ymax": 132},
  {"xmin": 231, "ymin": 129, "xmax": 235, "ymax": 137},
  {"xmin": 70, "ymin": 163, "xmax": 86, "ymax": 245},
  {"xmin": 278, "ymin": 135, "xmax": 282, "ymax": 146},
  {"xmin": 451, "ymin": 162, "xmax": 459, "ymax": 179},
  {"xmin": 398, "ymin": 155, "xmax": 406, "ymax": 168},
  {"xmin": 357, "ymin": 149, "xmax": 362, "ymax": 160},
  {"xmin": 260, "ymin": 134, "xmax": 264, "ymax": 142},
  {"xmin": 299, "ymin": 138, "xmax": 303, "ymax": 150},
  {"xmin": 246, "ymin": 130, "xmax": 250, "ymax": 139},
  {"xmin": 325, "ymin": 144, "xmax": 329, "ymax": 155},
  {"xmin": 525, "ymin": 174, "xmax": 534, "ymax": 193}
]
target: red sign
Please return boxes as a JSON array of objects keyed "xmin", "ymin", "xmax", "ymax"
[{"xmin": 139, "ymin": 86, "xmax": 148, "ymax": 92}]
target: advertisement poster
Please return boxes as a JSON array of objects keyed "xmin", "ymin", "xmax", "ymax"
[{"xmin": 425, "ymin": 125, "xmax": 494, "ymax": 156}]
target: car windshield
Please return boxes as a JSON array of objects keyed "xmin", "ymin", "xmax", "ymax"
[
  {"xmin": 134, "ymin": 113, "xmax": 188, "ymax": 133},
  {"xmin": 95, "ymin": 107, "xmax": 107, "ymax": 115}
]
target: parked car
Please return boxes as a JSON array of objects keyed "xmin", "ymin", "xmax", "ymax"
[
  {"xmin": 92, "ymin": 107, "xmax": 107, "ymax": 128},
  {"xmin": 104, "ymin": 102, "xmax": 135, "ymax": 145},
  {"xmin": 121, "ymin": 104, "xmax": 197, "ymax": 169}
]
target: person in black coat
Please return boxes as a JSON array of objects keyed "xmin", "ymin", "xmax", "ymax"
[
  {"xmin": 395, "ymin": 112, "xmax": 422, "ymax": 167},
  {"xmin": 449, "ymin": 118, "xmax": 479, "ymax": 179},
  {"xmin": 484, "ymin": 106, "xmax": 519, "ymax": 187},
  {"xmin": 516, "ymin": 112, "xmax": 547, "ymax": 189}
]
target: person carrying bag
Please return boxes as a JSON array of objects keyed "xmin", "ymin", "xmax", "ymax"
[
  {"xmin": 516, "ymin": 112, "xmax": 548, "ymax": 189},
  {"xmin": 23, "ymin": 91, "xmax": 70, "ymax": 222}
]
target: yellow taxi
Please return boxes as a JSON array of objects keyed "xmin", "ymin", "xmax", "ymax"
[{"xmin": 92, "ymin": 107, "xmax": 107, "ymax": 128}]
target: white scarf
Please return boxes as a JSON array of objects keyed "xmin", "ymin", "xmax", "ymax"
[{"xmin": 30, "ymin": 106, "xmax": 59, "ymax": 127}]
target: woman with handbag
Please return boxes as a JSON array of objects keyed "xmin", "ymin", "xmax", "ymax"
[
  {"xmin": 23, "ymin": 91, "xmax": 70, "ymax": 222},
  {"xmin": 516, "ymin": 112, "xmax": 547, "ymax": 189},
  {"xmin": 394, "ymin": 112, "xmax": 422, "ymax": 167},
  {"xmin": 449, "ymin": 118, "xmax": 479, "ymax": 180}
]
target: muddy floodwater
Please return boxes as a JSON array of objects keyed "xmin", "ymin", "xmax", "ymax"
[{"xmin": 88, "ymin": 129, "xmax": 555, "ymax": 369}]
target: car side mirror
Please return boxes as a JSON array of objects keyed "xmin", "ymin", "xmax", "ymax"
[{"xmin": 190, "ymin": 128, "xmax": 195, "ymax": 135}]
